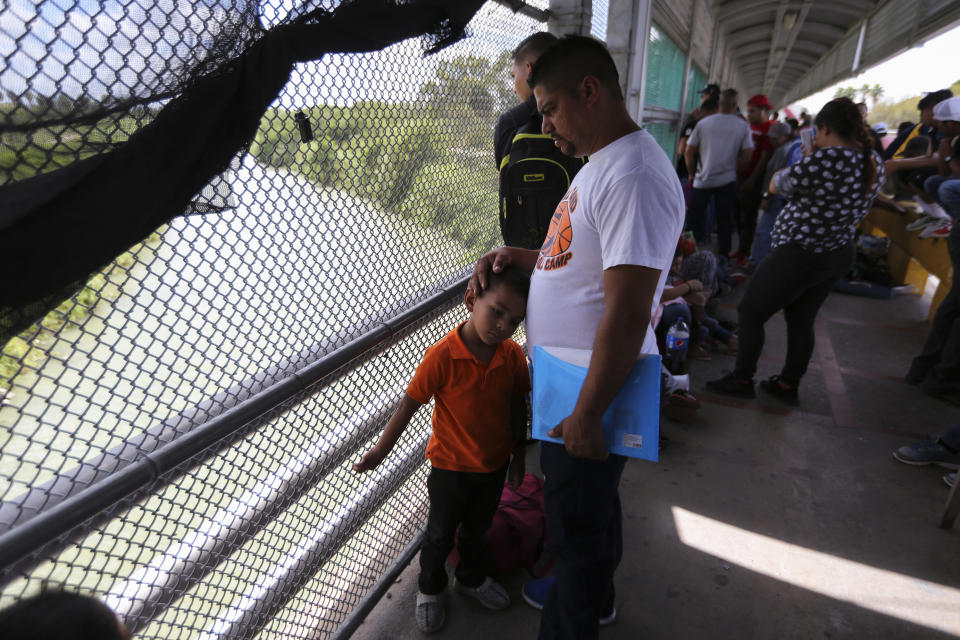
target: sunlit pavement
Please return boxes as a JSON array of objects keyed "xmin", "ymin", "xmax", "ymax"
[{"xmin": 354, "ymin": 280, "xmax": 960, "ymax": 640}]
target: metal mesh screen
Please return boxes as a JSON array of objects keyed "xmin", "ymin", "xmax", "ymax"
[
  {"xmin": 644, "ymin": 22, "xmax": 686, "ymax": 112},
  {"xmin": 0, "ymin": 1, "xmax": 545, "ymax": 637}
]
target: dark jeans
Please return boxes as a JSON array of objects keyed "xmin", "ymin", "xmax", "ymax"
[
  {"xmin": 538, "ymin": 442, "xmax": 626, "ymax": 640},
  {"xmin": 907, "ymin": 225, "xmax": 960, "ymax": 394},
  {"xmin": 942, "ymin": 421, "xmax": 960, "ymax": 450},
  {"xmin": 737, "ymin": 180, "xmax": 764, "ymax": 255},
  {"xmin": 419, "ymin": 463, "xmax": 508, "ymax": 594},
  {"xmin": 734, "ymin": 240, "xmax": 855, "ymax": 386},
  {"xmin": 689, "ymin": 182, "xmax": 737, "ymax": 256}
]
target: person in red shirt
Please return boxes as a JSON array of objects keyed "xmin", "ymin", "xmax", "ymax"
[
  {"xmin": 353, "ymin": 266, "xmax": 531, "ymax": 633},
  {"xmin": 734, "ymin": 94, "xmax": 775, "ymax": 263}
]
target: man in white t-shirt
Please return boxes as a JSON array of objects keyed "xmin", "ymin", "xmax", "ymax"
[
  {"xmin": 468, "ymin": 35, "xmax": 684, "ymax": 640},
  {"xmin": 684, "ymin": 89, "xmax": 753, "ymax": 257}
]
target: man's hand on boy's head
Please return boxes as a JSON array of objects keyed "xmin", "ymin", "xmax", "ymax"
[{"xmin": 467, "ymin": 247, "xmax": 509, "ymax": 295}]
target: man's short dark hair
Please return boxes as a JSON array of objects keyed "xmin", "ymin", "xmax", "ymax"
[
  {"xmin": 719, "ymin": 89, "xmax": 738, "ymax": 109},
  {"xmin": 512, "ymin": 32, "xmax": 558, "ymax": 63},
  {"xmin": 528, "ymin": 35, "xmax": 623, "ymax": 101},
  {"xmin": 918, "ymin": 89, "xmax": 953, "ymax": 111},
  {"xmin": 484, "ymin": 265, "xmax": 530, "ymax": 301}
]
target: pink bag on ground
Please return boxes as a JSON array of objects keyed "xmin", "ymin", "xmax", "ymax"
[{"xmin": 448, "ymin": 472, "xmax": 554, "ymax": 577}]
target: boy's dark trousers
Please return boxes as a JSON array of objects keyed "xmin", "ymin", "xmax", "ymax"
[
  {"xmin": 418, "ymin": 463, "xmax": 508, "ymax": 595},
  {"xmin": 538, "ymin": 441, "xmax": 626, "ymax": 640}
]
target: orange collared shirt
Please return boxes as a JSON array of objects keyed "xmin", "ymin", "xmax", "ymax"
[{"xmin": 407, "ymin": 323, "xmax": 531, "ymax": 473}]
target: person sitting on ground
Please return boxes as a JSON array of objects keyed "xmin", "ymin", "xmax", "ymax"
[
  {"xmin": 893, "ymin": 422, "xmax": 960, "ymax": 489},
  {"xmin": 707, "ymin": 97, "xmax": 884, "ymax": 405},
  {"xmin": 0, "ymin": 590, "xmax": 131, "ymax": 640},
  {"xmin": 750, "ymin": 121, "xmax": 802, "ymax": 265},
  {"xmin": 655, "ymin": 240, "xmax": 736, "ymax": 360},
  {"xmin": 353, "ymin": 266, "xmax": 531, "ymax": 633}
]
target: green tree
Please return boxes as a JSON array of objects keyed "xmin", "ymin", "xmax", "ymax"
[
  {"xmin": 834, "ymin": 86, "xmax": 858, "ymax": 99},
  {"xmin": 867, "ymin": 83, "xmax": 884, "ymax": 105}
]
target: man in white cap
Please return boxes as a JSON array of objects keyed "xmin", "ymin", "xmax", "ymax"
[{"xmin": 924, "ymin": 97, "xmax": 960, "ymax": 219}]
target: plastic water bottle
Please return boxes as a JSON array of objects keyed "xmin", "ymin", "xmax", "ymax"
[{"xmin": 665, "ymin": 318, "xmax": 690, "ymax": 374}]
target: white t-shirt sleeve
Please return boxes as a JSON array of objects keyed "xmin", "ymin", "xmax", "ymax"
[
  {"xmin": 741, "ymin": 123, "xmax": 754, "ymax": 151},
  {"xmin": 590, "ymin": 169, "xmax": 679, "ymax": 272}
]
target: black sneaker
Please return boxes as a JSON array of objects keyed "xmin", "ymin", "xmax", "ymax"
[
  {"xmin": 706, "ymin": 372, "xmax": 756, "ymax": 398},
  {"xmin": 759, "ymin": 375, "xmax": 799, "ymax": 406}
]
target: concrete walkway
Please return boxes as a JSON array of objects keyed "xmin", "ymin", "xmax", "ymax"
[{"xmin": 353, "ymin": 284, "xmax": 960, "ymax": 640}]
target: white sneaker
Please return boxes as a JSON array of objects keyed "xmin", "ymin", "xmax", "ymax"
[
  {"xmin": 454, "ymin": 576, "xmax": 510, "ymax": 610},
  {"xmin": 919, "ymin": 220, "xmax": 952, "ymax": 239},
  {"xmin": 906, "ymin": 214, "xmax": 942, "ymax": 231},
  {"xmin": 415, "ymin": 591, "xmax": 446, "ymax": 633}
]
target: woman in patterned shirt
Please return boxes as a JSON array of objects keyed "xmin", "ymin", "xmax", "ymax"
[{"xmin": 708, "ymin": 97, "xmax": 884, "ymax": 404}]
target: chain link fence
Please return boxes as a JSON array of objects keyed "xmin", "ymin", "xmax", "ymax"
[{"xmin": 0, "ymin": 0, "xmax": 552, "ymax": 637}]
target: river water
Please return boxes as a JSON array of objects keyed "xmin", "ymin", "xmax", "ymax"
[{"xmin": 0, "ymin": 154, "xmax": 475, "ymax": 498}]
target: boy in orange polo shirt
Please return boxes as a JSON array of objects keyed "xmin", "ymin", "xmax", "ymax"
[{"xmin": 353, "ymin": 266, "xmax": 531, "ymax": 633}]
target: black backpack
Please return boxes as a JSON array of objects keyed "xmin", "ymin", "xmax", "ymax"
[{"xmin": 498, "ymin": 119, "xmax": 585, "ymax": 250}]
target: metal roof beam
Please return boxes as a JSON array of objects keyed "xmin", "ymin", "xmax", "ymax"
[
  {"xmin": 716, "ymin": 0, "xmax": 870, "ymax": 23},
  {"xmin": 761, "ymin": 1, "xmax": 813, "ymax": 95}
]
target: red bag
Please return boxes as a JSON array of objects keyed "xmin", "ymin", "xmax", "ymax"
[{"xmin": 448, "ymin": 473, "xmax": 554, "ymax": 577}]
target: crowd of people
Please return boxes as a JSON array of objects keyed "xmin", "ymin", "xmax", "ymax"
[{"xmin": 4, "ymin": 31, "xmax": 958, "ymax": 640}]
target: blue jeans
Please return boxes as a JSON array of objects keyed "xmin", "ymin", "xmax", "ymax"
[
  {"xmin": 751, "ymin": 197, "xmax": 785, "ymax": 264},
  {"xmin": 925, "ymin": 174, "xmax": 960, "ymax": 219},
  {"xmin": 942, "ymin": 421, "xmax": 960, "ymax": 450},
  {"xmin": 538, "ymin": 442, "xmax": 626, "ymax": 640}
]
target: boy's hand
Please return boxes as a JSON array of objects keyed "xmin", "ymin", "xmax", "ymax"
[
  {"xmin": 549, "ymin": 411, "xmax": 608, "ymax": 461},
  {"xmin": 353, "ymin": 446, "xmax": 387, "ymax": 473},
  {"xmin": 508, "ymin": 451, "xmax": 525, "ymax": 489}
]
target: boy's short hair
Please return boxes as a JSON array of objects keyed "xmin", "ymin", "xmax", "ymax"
[
  {"xmin": 512, "ymin": 32, "xmax": 558, "ymax": 64},
  {"xmin": 483, "ymin": 265, "xmax": 530, "ymax": 301},
  {"xmin": 528, "ymin": 35, "xmax": 623, "ymax": 101},
  {"xmin": 0, "ymin": 590, "xmax": 125, "ymax": 640}
]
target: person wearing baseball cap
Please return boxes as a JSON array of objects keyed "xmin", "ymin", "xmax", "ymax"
[
  {"xmin": 923, "ymin": 97, "xmax": 960, "ymax": 219},
  {"xmin": 676, "ymin": 83, "xmax": 722, "ymax": 180},
  {"xmin": 734, "ymin": 93, "xmax": 775, "ymax": 264}
]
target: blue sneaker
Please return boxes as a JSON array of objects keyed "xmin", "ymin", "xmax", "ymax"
[
  {"xmin": 521, "ymin": 577, "xmax": 616, "ymax": 625},
  {"xmin": 893, "ymin": 437, "xmax": 960, "ymax": 469},
  {"xmin": 521, "ymin": 576, "xmax": 553, "ymax": 611}
]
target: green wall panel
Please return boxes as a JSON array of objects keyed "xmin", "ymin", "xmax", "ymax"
[{"xmin": 645, "ymin": 23, "xmax": 685, "ymax": 112}]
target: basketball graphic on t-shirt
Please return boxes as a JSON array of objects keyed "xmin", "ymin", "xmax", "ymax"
[{"xmin": 541, "ymin": 199, "xmax": 572, "ymax": 257}]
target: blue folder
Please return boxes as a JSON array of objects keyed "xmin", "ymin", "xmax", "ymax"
[{"xmin": 531, "ymin": 345, "xmax": 661, "ymax": 461}]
